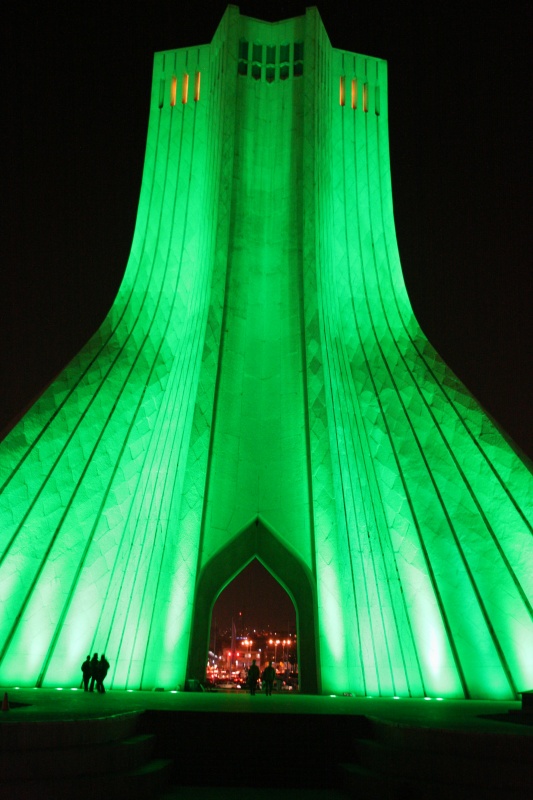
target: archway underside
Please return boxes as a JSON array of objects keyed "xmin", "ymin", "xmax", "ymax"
[{"xmin": 188, "ymin": 519, "xmax": 319, "ymax": 694}]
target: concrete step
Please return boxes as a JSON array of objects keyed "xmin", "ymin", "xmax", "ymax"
[
  {"xmin": 351, "ymin": 736, "xmax": 531, "ymax": 792},
  {"xmin": 368, "ymin": 717, "xmax": 533, "ymax": 762},
  {"xmin": 2, "ymin": 757, "xmax": 173, "ymax": 800},
  {"xmin": 0, "ymin": 709, "xmax": 143, "ymax": 751},
  {"xmin": 0, "ymin": 709, "xmax": 173, "ymax": 799},
  {"xmin": 0, "ymin": 732, "xmax": 155, "ymax": 780},
  {"xmin": 338, "ymin": 762, "xmax": 395, "ymax": 800},
  {"xmin": 338, "ymin": 761, "xmax": 531, "ymax": 800},
  {"xmin": 128, "ymin": 757, "xmax": 174, "ymax": 797}
]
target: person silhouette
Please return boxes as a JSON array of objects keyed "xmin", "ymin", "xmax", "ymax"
[
  {"xmin": 247, "ymin": 659, "xmax": 260, "ymax": 695},
  {"xmin": 89, "ymin": 652, "xmax": 99, "ymax": 692},
  {"xmin": 261, "ymin": 661, "xmax": 276, "ymax": 696},
  {"xmin": 81, "ymin": 655, "xmax": 91, "ymax": 691},
  {"xmin": 97, "ymin": 653, "xmax": 110, "ymax": 693}
]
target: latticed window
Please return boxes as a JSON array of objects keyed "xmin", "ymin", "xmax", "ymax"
[
  {"xmin": 238, "ymin": 38, "xmax": 249, "ymax": 75},
  {"xmin": 280, "ymin": 43, "xmax": 290, "ymax": 80},
  {"xmin": 266, "ymin": 45, "xmax": 276, "ymax": 83}
]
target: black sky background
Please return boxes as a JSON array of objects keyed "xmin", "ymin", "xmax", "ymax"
[
  {"xmin": 1, "ymin": 2, "xmax": 531, "ymax": 626},
  {"xmin": 211, "ymin": 560, "xmax": 296, "ymax": 637}
]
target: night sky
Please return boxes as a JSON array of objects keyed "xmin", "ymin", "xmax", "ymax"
[
  {"xmin": 211, "ymin": 560, "xmax": 296, "ymax": 636},
  {"xmin": 2, "ymin": 2, "xmax": 531, "ymax": 627}
]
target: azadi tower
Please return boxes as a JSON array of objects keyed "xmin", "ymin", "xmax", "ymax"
[{"xmin": 1, "ymin": 6, "xmax": 531, "ymax": 697}]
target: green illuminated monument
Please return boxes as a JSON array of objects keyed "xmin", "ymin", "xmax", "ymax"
[{"xmin": 1, "ymin": 6, "xmax": 532, "ymax": 697}]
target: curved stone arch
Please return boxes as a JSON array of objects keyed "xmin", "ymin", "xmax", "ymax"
[{"xmin": 187, "ymin": 518, "xmax": 320, "ymax": 693}]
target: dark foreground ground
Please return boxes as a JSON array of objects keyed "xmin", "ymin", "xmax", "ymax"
[{"xmin": 1, "ymin": 687, "xmax": 531, "ymax": 799}]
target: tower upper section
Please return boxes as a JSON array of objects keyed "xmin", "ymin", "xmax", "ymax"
[{"xmin": 152, "ymin": 6, "xmax": 386, "ymax": 120}]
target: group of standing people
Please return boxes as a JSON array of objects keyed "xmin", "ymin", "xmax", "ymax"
[
  {"xmin": 247, "ymin": 659, "xmax": 276, "ymax": 696},
  {"xmin": 82, "ymin": 653, "xmax": 274, "ymax": 695},
  {"xmin": 81, "ymin": 653, "xmax": 110, "ymax": 693}
]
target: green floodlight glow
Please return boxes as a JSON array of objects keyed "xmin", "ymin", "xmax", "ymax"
[{"xmin": 0, "ymin": 7, "xmax": 532, "ymax": 698}]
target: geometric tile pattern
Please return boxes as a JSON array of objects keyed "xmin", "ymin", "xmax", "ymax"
[{"xmin": 0, "ymin": 7, "xmax": 531, "ymax": 696}]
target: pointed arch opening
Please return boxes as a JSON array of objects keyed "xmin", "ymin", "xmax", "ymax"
[
  {"xmin": 208, "ymin": 559, "xmax": 298, "ymax": 688},
  {"xmin": 187, "ymin": 519, "xmax": 320, "ymax": 693}
]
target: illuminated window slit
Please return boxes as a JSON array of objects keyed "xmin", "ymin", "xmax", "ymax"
[
  {"xmin": 363, "ymin": 82, "xmax": 368, "ymax": 113},
  {"xmin": 194, "ymin": 72, "xmax": 201, "ymax": 101},
  {"xmin": 182, "ymin": 73, "xmax": 189, "ymax": 104},
  {"xmin": 351, "ymin": 78, "xmax": 357, "ymax": 109},
  {"xmin": 375, "ymin": 86, "xmax": 381, "ymax": 116},
  {"xmin": 339, "ymin": 76, "xmax": 345, "ymax": 106},
  {"xmin": 170, "ymin": 76, "xmax": 177, "ymax": 107}
]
